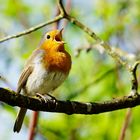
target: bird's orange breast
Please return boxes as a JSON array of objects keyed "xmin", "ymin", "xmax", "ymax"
[{"xmin": 44, "ymin": 50, "xmax": 71, "ymax": 74}]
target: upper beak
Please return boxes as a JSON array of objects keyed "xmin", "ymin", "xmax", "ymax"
[
  {"xmin": 59, "ymin": 28, "xmax": 64, "ymax": 34},
  {"xmin": 55, "ymin": 28, "xmax": 64, "ymax": 42}
]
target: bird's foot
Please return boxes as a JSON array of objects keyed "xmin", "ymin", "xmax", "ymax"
[
  {"xmin": 36, "ymin": 93, "xmax": 48, "ymax": 103},
  {"xmin": 36, "ymin": 93, "xmax": 57, "ymax": 103}
]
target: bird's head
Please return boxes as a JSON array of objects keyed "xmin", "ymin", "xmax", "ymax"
[{"xmin": 40, "ymin": 29, "xmax": 65, "ymax": 52}]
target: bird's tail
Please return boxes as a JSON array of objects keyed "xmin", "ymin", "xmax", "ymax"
[{"xmin": 13, "ymin": 108, "xmax": 27, "ymax": 133}]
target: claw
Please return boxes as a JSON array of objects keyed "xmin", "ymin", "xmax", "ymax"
[
  {"xmin": 36, "ymin": 93, "xmax": 48, "ymax": 103},
  {"xmin": 47, "ymin": 93, "xmax": 57, "ymax": 101},
  {"xmin": 36, "ymin": 93, "xmax": 57, "ymax": 103}
]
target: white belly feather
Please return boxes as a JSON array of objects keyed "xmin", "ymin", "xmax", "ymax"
[{"xmin": 25, "ymin": 62, "xmax": 66, "ymax": 96}]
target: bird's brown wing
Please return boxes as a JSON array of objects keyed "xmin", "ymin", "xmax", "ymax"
[
  {"xmin": 17, "ymin": 66, "xmax": 33, "ymax": 94},
  {"xmin": 17, "ymin": 49, "xmax": 44, "ymax": 94}
]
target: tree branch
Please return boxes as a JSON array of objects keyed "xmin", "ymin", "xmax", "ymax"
[
  {"xmin": 0, "ymin": 87, "xmax": 140, "ymax": 115},
  {"xmin": 130, "ymin": 61, "xmax": 140, "ymax": 94},
  {"xmin": 0, "ymin": 15, "xmax": 63, "ymax": 43}
]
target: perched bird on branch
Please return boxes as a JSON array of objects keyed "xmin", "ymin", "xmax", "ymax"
[{"xmin": 13, "ymin": 29, "xmax": 71, "ymax": 132}]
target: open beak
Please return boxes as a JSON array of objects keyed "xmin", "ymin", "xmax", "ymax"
[{"xmin": 55, "ymin": 28, "xmax": 64, "ymax": 42}]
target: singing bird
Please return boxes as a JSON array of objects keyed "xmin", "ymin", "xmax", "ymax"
[{"xmin": 13, "ymin": 29, "xmax": 71, "ymax": 132}]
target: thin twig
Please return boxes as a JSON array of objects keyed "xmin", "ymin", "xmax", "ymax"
[
  {"xmin": 63, "ymin": 0, "xmax": 72, "ymax": 27},
  {"xmin": 119, "ymin": 108, "xmax": 131, "ymax": 140},
  {"xmin": 28, "ymin": 111, "xmax": 39, "ymax": 140},
  {"xmin": 0, "ymin": 15, "xmax": 63, "ymax": 43},
  {"xmin": 130, "ymin": 61, "xmax": 140, "ymax": 94}
]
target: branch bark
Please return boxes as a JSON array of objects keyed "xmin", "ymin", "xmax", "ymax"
[{"xmin": 0, "ymin": 88, "xmax": 140, "ymax": 115}]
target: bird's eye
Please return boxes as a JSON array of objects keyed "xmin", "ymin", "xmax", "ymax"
[{"xmin": 46, "ymin": 35, "xmax": 50, "ymax": 39}]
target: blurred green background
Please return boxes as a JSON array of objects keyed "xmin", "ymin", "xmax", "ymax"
[{"xmin": 0, "ymin": 0, "xmax": 140, "ymax": 140}]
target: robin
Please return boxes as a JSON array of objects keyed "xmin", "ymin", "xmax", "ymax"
[{"xmin": 13, "ymin": 29, "xmax": 71, "ymax": 132}]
